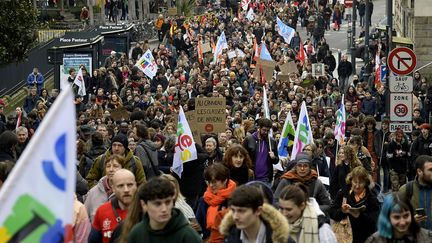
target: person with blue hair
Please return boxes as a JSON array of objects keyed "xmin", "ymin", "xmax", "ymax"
[{"xmin": 365, "ymin": 193, "xmax": 432, "ymax": 242}]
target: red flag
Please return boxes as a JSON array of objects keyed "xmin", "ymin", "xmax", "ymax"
[
  {"xmin": 375, "ymin": 64, "xmax": 382, "ymax": 87},
  {"xmin": 253, "ymin": 38, "xmax": 260, "ymax": 61},
  {"xmin": 16, "ymin": 112, "xmax": 21, "ymax": 130},
  {"xmin": 297, "ymin": 39, "xmax": 306, "ymax": 65}
]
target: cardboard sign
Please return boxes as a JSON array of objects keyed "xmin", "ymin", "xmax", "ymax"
[
  {"xmin": 227, "ymin": 51, "xmax": 237, "ymax": 59},
  {"xmin": 195, "ymin": 97, "xmax": 227, "ymax": 139},
  {"xmin": 110, "ymin": 107, "xmax": 130, "ymax": 121},
  {"xmin": 202, "ymin": 42, "xmax": 212, "ymax": 53},
  {"xmin": 168, "ymin": 8, "xmax": 178, "ymax": 16},
  {"xmin": 280, "ymin": 61, "xmax": 298, "ymax": 74},
  {"xmin": 312, "ymin": 63, "xmax": 325, "ymax": 77}
]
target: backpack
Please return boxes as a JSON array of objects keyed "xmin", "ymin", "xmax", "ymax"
[
  {"xmin": 406, "ymin": 180, "xmax": 415, "ymax": 202},
  {"xmin": 98, "ymin": 154, "xmax": 137, "ymax": 175}
]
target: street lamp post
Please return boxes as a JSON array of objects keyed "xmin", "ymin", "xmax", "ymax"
[
  {"xmin": 351, "ymin": 0, "xmax": 357, "ymax": 74},
  {"xmin": 364, "ymin": 0, "xmax": 370, "ymax": 80}
]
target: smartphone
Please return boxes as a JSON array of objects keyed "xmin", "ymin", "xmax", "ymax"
[{"xmin": 416, "ymin": 208, "xmax": 426, "ymax": 216}]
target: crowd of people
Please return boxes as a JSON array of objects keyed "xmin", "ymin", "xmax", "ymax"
[{"xmin": 1, "ymin": 0, "xmax": 432, "ymax": 242}]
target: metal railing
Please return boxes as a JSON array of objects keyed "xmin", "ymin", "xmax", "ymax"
[{"xmin": 37, "ymin": 29, "xmax": 71, "ymax": 44}]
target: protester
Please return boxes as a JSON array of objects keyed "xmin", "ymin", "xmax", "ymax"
[
  {"xmin": 127, "ymin": 177, "xmax": 202, "ymax": 242},
  {"xmin": 89, "ymin": 169, "xmax": 138, "ymax": 243},
  {"xmin": 223, "ymin": 144, "xmax": 254, "ymax": 185},
  {"xmin": 275, "ymin": 152, "xmax": 331, "ymax": 213},
  {"xmin": 278, "ymin": 184, "xmax": 337, "ymax": 243},
  {"xmin": 84, "ymin": 154, "xmax": 125, "ymax": 221},
  {"xmin": 399, "ymin": 155, "xmax": 432, "ymax": 230},
  {"xmin": 86, "ymin": 133, "xmax": 146, "ymax": 187},
  {"xmin": 26, "ymin": 67, "xmax": 44, "ymax": 93},
  {"xmin": 196, "ymin": 163, "xmax": 237, "ymax": 240},
  {"xmin": 329, "ymin": 166, "xmax": 380, "ymax": 243},
  {"xmin": 219, "ymin": 185, "xmax": 291, "ymax": 243},
  {"xmin": 243, "ymin": 118, "xmax": 279, "ymax": 186},
  {"xmin": 365, "ymin": 193, "xmax": 432, "ymax": 242}
]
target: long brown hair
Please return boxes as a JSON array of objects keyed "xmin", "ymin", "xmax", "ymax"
[
  {"xmin": 337, "ymin": 145, "xmax": 362, "ymax": 170},
  {"xmin": 223, "ymin": 144, "xmax": 252, "ymax": 169}
]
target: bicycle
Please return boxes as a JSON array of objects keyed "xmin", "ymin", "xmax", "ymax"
[{"xmin": 394, "ymin": 82, "xmax": 409, "ymax": 92}]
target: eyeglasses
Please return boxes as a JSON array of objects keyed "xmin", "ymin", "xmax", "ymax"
[{"xmin": 303, "ymin": 148, "xmax": 312, "ymax": 151}]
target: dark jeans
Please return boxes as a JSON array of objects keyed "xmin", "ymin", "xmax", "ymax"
[{"xmin": 377, "ymin": 158, "xmax": 390, "ymax": 192}]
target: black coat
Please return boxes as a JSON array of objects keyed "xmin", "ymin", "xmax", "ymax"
[
  {"xmin": 176, "ymin": 144, "xmax": 208, "ymax": 201},
  {"xmin": 337, "ymin": 60, "xmax": 353, "ymax": 78},
  {"xmin": 329, "ymin": 188, "xmax": 380, "ymax": 243}
]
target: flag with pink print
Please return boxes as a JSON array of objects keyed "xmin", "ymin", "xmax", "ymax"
[
  {"xmin": 290, "ymin": 101, "xmax": 314, "ymax": 161},
  {"xmin": 334, "ymin": 95, "xmax": 346, "ymax": 144}
]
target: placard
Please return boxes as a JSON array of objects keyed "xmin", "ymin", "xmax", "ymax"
[
  {"xmin": 168, "ymin": 8, "xmax": 178, "ymax": 16},
  {"xmin": 110, "ymin": 107, "xmax": 130, "ymax": 121},
  {"xmin": 202, "ymin": 42, "xmax": 211, "ymax": 53},
  {"xmin": 195, "ymin": 97, "xmax": 227, "ymax": 137},
  {"xmin": 312, "ymin": 63, "xmax": 325, "ymax": 77}
]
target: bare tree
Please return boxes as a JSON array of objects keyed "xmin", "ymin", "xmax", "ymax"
[
  {"xmin": 128, "ymin": 0, "xmax": 136, "ymax": 20},
  {"xmin": 100, "ymin": 0, "xmax": 105, "ymax": 24},
  {"xmin": 137, "ymin": 0, "xmax": 143, "ymax": 20}
]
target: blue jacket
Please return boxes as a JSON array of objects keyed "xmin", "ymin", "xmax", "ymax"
[
  {"xmin": 27, "ymin": 73, "xmax": 44, "ymax": 86},
  {"xmin": 361, "ymin": 98, "xmax": 376, "ymax": 116}
]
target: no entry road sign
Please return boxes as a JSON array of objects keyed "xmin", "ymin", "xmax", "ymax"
[{"xmin": 388, "ymin": 47, "xmax": 417, "ymax": 76}]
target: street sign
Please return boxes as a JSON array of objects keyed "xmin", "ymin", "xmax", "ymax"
[
  {"xmin": 389, "ymin": 76, "xmax": 413, "ymax": 92},
  {"xmin": 388, "ymin": 47, "xmax": 417, "ymax": 76},
  {"xmin": 390, "ymin": 93, "xmax": 412, "ymax": 121},
  {"xmin": 390, "ymin": 122, "xmax": 413, "ymax": 133}
]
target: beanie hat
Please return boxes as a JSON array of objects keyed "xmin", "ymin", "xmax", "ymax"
[
  {"xmin": 153, "ymin": 133, "xmax": 166, "ymax": 144},
  {"xmin": 111, "ymin": 134, "xmax": 128, "ymax": 149},
  {"xmin": 295, "ymin": 152, "xmax": 311, "ymax": 164}
]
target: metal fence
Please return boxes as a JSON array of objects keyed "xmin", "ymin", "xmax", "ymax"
[{"xmin": 37, "ymin": 29, "xmax": 71, "ymax": 44}]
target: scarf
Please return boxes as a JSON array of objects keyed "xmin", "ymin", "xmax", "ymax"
[
  {"xmin": 351, "ymin": 187, "xmax": 366, "ymax": 202},
  {"xmin": 203, "ymin": 179, "xmax": 237, "ymax": 229},
  {"xmin": 103, "ymin": 177, "xmax": 113, "ymax": 197},
  {"xmin": 281, "ymin": 169, "xmax": 318, "ymax": 183},
  {"xmin": 289, "ymin": 203, "xmax": 319, "ymax": 243}
]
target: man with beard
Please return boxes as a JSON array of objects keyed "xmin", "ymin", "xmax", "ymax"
[
  {"xmin": 243, "ymin": 118, "xmax": 279, "ymax": 187},
  {"xmin": 399, "ymin": 155, "xmax": 432, "ymax": 230},
  {"xmin": 88, "ymin": 169, "xmax": 137, "ymax": 243}
]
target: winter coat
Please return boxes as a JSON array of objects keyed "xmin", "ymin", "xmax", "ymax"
[
  {"xmin": 274, "ymin": 174, "xmax": 331, "ymax": 213},
  {"xmin": 411, "ymin": 134, "xmax": 432, "ymax": 160},
  {"xmin": 176, "ymin": 144, "xmax": 208, "ymax": 201},
  {"xmin": 337, "ymin": 60, "xmax": 353, "ymax": 78},
  {"xmin": 360, "ymin": 97, "xmax": 377, "ymax": 116},
  {"xmin": 329, "ymin": 163, "xmax": 350, "ymax": 199},
  {"xmin": 220, "ymin": 203, "xmax": 292, "ymax": 243},
  {"xmin": 127, "ymin": 208, "xmax": 202, "ymax": 243},
  {"xmin": 86, "ymin": 149, "xmax": 146, "ymax": 188},
  {"xmin": 386, "ymin": 139, "xmax": 410, "ymax": 173},
  {"xmin": 135, "ymin": 140, "xmax": 160, "ymax": 179},
  {"xmin": 329, "ymin": 187, "xmax": 380, "ymax": 243},
  {"xmin": 365, "ymin": 228, "xmax": 432, "ymax": 243},
  {"xmin": 399, "ymin": 177, "xmax": 432, "ymax": 230},
  {"xmin": 84, "ymin": 176, "xmax": 114, "ymax": 221}
]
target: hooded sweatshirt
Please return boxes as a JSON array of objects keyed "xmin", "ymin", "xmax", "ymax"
[{"xmin": 127, "ymin": 208, "xmax": 202, "ymax": 243}]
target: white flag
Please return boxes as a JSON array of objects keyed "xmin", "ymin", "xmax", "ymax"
[
  {"xmin": 246, "ymin": 8, "xmax": 255, "ymax": 21},
  {"xmin": 241, "ymin": 0, "xmax": 250, "ymax": 11},
  {"xmin": 135, "ymin": 49, "xmax": 158, "ymax": 79},
  {"xmin": 172, "ymin": 107, "xmax": 198, "ymax": 178},
  {"xmin": 213, "ymin": 31, "xmax": 228, "ymax": 63},
  {"xmin": 291, "ymin": 101, "xmax": 314, "ymax": 161},
  {"xmin": 73, "ymin": 68, "xmax": 86, "ymax": 96},
  {"xmin": 0, "ymin": 86, "xmax": 76, "ymax": 242},
  {"xmin": 262, "ymin": 87, "xmax": 270, "ymax": 119}
]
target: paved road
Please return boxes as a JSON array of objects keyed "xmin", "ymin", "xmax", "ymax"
[{"xmin": 295, "ymin": 0, "xmax": 387, "ymax": 76}]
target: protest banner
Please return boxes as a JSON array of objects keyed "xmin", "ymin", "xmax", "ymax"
[{"xmin": 195, "ymin": 97, "xmax": 226, "ymax": 141}]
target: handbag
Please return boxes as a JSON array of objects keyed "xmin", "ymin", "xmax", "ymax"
[{"xmin": 332, "ymin": 217, "xmax": 353, "ymax": 243}]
